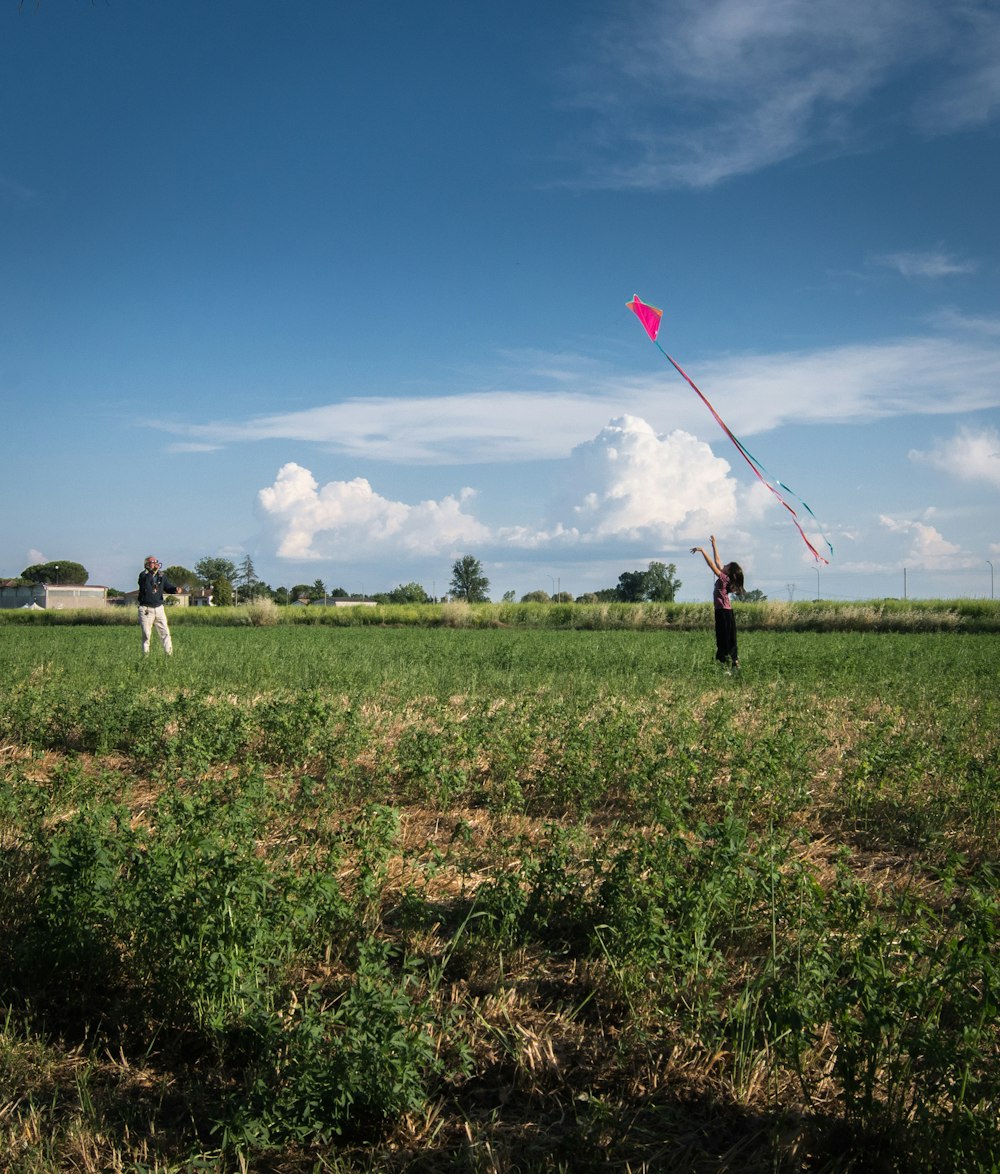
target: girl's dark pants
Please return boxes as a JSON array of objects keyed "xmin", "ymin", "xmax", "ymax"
[{"xmin": 714, "ymin": 607, "xmax": 738, "ymax": 665}]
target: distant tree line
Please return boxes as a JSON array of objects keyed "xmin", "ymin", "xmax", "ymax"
[{"xmin": 4, "ymin": 554, "xmax": 765, "ymax": 605}]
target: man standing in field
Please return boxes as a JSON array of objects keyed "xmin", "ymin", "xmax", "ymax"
[{"xmin": 137, "ymin": 555, "xmax": 181, "ymax": 656}]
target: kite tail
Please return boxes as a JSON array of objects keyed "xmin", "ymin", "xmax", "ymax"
[{"xmin": 657, "ymin": 342, "xmax": 832, "ymax": 565}]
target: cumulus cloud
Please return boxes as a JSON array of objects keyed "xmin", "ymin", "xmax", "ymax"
[
  {"xmin": 258, "ymin": 463, "xmax": 490, "ymax": 560},
  {"xmin": 879, "ymin": 514, "xmax": 966, "ymax": 568},
  {"xmin": 257, "ymin": 417, "xmax": 742, "ymax": 562},
  {"xmin": 567, "ymin": 0, "xmax": 1000, "ymax": 189},
  {"xmin": 558, "ymin": 416, "xmax": 737, "ymax": 543},
  {"xmin": 909, "ymin": 426, "xmax": 1000, "ymax": 488}
]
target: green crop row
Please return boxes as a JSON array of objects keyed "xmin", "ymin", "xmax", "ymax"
[{"xmin": 0, "ymin": 626, "xmax": 997, "ymax": 1170}]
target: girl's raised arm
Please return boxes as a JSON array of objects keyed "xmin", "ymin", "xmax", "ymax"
[{"xmin": 690, "ymin": 543, "xmax": 722, "ymax": 577}]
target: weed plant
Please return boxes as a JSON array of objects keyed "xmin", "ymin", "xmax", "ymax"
[{"xmin": 0, "ymin": 623, "xmax": 997, "ymax": 1170}]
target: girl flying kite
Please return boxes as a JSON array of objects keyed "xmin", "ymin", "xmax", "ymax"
[{"xmin": 691, "ymin": 535, "xmax": 744, "ymax": 671}]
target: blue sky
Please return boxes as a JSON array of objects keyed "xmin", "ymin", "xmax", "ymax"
[{"xmin": 2, "ymin": 0, "xmax": 998, "ymax": 602}]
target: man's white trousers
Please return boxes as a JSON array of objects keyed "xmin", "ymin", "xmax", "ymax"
[{"xmin": 139, "ymin": 605, "xmax": 173, "ymax": 655}]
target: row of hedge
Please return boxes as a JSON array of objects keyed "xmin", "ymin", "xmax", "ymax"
[{"xmin": 2, "ymin": 597, "xmax": 999, "ymax": 631}]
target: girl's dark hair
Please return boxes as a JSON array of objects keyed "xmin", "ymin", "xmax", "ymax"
[{"xmin": 725, "ymin": 562, "xmax": 745, "ymax": 595}]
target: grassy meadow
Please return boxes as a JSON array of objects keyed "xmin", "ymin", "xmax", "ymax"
[{"xmin": 0, "ymin": 603, "xmax": 998, "ymax": 1171}]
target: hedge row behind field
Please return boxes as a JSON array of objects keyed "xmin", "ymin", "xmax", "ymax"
[{"xmin": 2, "ymin": 597, "xmax": 999, "ymax": 632}]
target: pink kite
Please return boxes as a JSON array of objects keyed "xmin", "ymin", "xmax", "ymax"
[{"xmin": 627, "ymin": 294, "xmax": 832, "ymax": 564}]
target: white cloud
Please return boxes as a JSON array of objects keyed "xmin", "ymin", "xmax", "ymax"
[
  {"xmin": 879, "ymin": 514, "xmax": 967, "ymax": 569},
  {"xmin": 26, "ymin": 548, "xmax": 45, "ymax": 566},
  {"xmin": 872, "ymin": 250, "xmax": 977, "ymax": 278},
  {"xmin": 153, "ymin": 332, "xmax": 1000, "ymax": 464},
  {"xmin": 672, "ymin": 337, "xmax": 1000, "ymax": 433},
  {"xmin": 158, "ymin": 390, "xmax": 617, "ymax": 464},
  {"xmin": 256, "ymin": 418, "xmax": 742, "ymax": 562},
  {"xmin": 257, "ymin": 462, "xmax": 490, "ymax": 561},
  {"xmin": 909, "ymin": 426, "xmax": 1000, "ymax": 488},
  {"xmin": 568, "ymin": 0, "xmax": 1000, "ymax": 189},
  {"xmin": 166, "ymin": 442, "xmax": 224, "ymax": 454},
  {"xmin": 557, "ymin": 416, "xmax": 737, "ymax": 543}
]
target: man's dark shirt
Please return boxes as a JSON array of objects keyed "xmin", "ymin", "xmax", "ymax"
[{"xmin": 137, "ymin": 570, "xmax": 177, "ymax": 607}]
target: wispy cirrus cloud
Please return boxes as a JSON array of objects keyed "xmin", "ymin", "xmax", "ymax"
[
  {"xmin": 166, "ymin": 442, "xmax": 225, "ymax": 454},
  {"xmin": 871, "ymin": 249, "xmax": 977, "ymax": 278},
  {"xmin": 912, "ymin": 6, "xmax": 1000, "ymax": 132},
  {"xmin": 928, "ymin": 309, "xmax": 1000, "ymax": 337},
  {"xmin": 566, "ymin": 0, "xmax": 1000, "ymax": 189},
  {"xmin": 153, "ymin": 331, "xmax": 1000, "ymax": 465}
]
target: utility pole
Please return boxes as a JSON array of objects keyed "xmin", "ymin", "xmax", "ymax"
[
  {"xmin": 903, "ymin": 567, "xmax": 907, "ymax": 600},
  {"xmin": 989, "ymin": 560, "xmax": 995, "ymax": 600},
  {"xmin": 814, "ymin": 566, "xmax": 820, "ymax": 602}
]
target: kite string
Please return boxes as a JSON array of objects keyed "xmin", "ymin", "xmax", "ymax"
[{"xmin": 656, "ymin": 341, "xmax": 831, "ymax": 564}]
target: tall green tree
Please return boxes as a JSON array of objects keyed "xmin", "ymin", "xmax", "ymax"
[
  {"xmin": 645, "ymin": 561, "xmax": 682, "ymax": 602},
  {"xmin": 615, "ymin": 569, "xmax": 648, "ymax": 602},
  {"xmin": 163, "ymin": 565, "xmax": 199, "ymax": 589},
  {"xmin": 449, "ymin": 555, "xmax": 490, "ymax": 603},
  {"xmin": 212, "ymin": 577, "xmax": 233, "ymax": 606},
  {"xmin": 21, "ymin": 560, "xmax": 88, "ymax": 585},
  {"xmin": 610, "ymin": 561, "xmax": 682, "ymax": 603},
  {"xmin": 235, "ymin": 555, "xmax": 259, "ymax": 597},
  {"xmin": 195, "ymin": 556, "xmax": 237, "ymax": 587}
]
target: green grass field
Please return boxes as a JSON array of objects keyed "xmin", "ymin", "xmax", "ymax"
[{"xmin": 0, "ymin": 616, "xmax": 997, "ymax": 1171}]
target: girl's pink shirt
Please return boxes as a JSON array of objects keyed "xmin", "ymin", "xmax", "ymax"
[{"xmin": 713, "ymin": 570, "xmax": 732, "ymax": 610}]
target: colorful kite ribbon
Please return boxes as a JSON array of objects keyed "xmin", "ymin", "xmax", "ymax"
[{"xmin": 628, "ymin": 294, "xmax": 832, "ymax": 564}]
